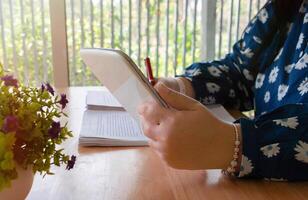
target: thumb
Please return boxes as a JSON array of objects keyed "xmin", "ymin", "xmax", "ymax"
[{"xmin": 156, "ymin": 82, "xmax": 199, "ymax": 110}]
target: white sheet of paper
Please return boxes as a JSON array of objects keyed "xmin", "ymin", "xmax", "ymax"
[
  {"xmin": 206, "ymin": 104, "xmax": 235, "ymax": 122},
  {"xmin": 86, "ymin": 90, "xmax": 123, "ymax": 108},
  {"xmin": 80, "ymin": 110, "xmax": 146, "ymax": 141}
]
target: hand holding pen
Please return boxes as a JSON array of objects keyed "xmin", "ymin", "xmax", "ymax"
[{"xmin": 144, "ymin": 57, "xmax": 195, "ymax": 97}]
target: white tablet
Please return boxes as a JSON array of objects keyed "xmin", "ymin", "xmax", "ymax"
[{"xmin": 80, "ymin": 48, "xmax": 168, "ymax": 122}]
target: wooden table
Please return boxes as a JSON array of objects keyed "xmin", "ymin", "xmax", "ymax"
[{"xmin": 26, "ymin": 87, "xmax": 308, "ymax": 200}]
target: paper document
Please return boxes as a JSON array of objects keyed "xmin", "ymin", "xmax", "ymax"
[
  {"xmin": 206, "ymin": 104, "xmax": 235, "ymax": 122},
  {"xmin": 86, "ymin": 90, "xmax": 124, "ymax": 110},
  {"xmin": 79, "ymin": 110, "xmax": 147, "ymax": 146}
]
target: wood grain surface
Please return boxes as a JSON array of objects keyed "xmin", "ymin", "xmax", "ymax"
[{"xmin": 26, "ymin": 87, "xmax": 308, "ymax": 200}]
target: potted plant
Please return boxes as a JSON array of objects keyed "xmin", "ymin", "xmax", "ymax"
[{"xmin": 0, "ymin": 63, "xmax": 76, "ymax": 199}]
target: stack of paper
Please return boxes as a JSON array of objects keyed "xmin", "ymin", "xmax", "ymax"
[
  {"xmin": 86, "ymin": 90, "xmax": 124, "ymax": 110},
  {"xmin": 79, "ymin": 90, "xmax": 148, "ymax": 147}
]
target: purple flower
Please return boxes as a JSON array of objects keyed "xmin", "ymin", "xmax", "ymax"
[
  {"xmin": 66, "ymin": 155, "xmax": 76, "ymax": 170},
  {"xmin": 59, "ymin": 94, "xmax": 68, "ymax": 109},
  {"xmin": 46, "ymin": 83, "xmax": 54, "ymax": 96},
  {"xmin": 2, "ymin": 115, "xmax": 19, "ymax": 133},
  {"xmin": 1, "ymin": 75, "xmax": 18, "ymax": 87},
  {"xmin": 48, "ymin": 122, "xmax": 61, "ymax": 139},
  {"xmin": 41, "ymin": 84, "xmax": 45, "ymax": 92}
]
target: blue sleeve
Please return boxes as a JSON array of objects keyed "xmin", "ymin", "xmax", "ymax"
[
  {"xmin": 236, "ymin": 103, "xmax": 308, "ymax": 181},
  {"xmin": 182, "ymin": 1, "xmax": 278, "ymax": 111}
]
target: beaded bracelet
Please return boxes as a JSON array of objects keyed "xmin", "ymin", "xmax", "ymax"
[
  {"xmin": 222, "ymin": 123, "xmax": 241, "ymax": 176},
  {"xmin": 176, "ymin": 78, "xmax": 186, "ymax": 95}
]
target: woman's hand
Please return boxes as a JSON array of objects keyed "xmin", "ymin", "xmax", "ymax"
[
  {"xmin": 155, "ymin": 77, "xmax": 196, "ymax": 98},
  {"xmin": 138, "ymin": 83, "xmax": 240, "ymax": 170},
  {"xmin": 154, "ymin": 77, "xmax": 180, "ymax": 92}
]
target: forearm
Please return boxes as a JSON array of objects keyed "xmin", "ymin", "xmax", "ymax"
[{"xmin": 176, "ymin": 77, "xmax": 196, "ymax": 99}]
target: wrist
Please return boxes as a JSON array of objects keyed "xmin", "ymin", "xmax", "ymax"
[
  {"xmin": 214, "ymin": 122, "xmax": 242, "ymax": 170},
  {"xmin": 175, "ymin": 78, "xmax": 186, "ymax": 94},
  {"xmin": 234, "ymin": 123, "xmax": 243, "ymax": 173},
  {"xmin": 215, "ymin": 122, "xmax": 236, "ymax": 169},
  {"xmin": 175, "ymin": 77, "xmax": 195, "ymax": 98},
  {"xmin": 221, "ymin": 123, "xmax": 243, "ymax": 176}
]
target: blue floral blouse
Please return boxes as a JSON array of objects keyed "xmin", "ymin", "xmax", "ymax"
[{"xmin": 183, "ymin": 0, "xmax": 308, "ymax": 181}]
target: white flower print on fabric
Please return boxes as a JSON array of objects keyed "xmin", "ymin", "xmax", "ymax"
[
  {"xmin": 277, "ymin": 84, "xmax": 289, "ymax": 101},
  {"xmin": 208, "ymin": 66, "xmax": 222, "ymax": 77},
  {"xmin": 242, "ymin": 41, "xmax": 246, "ymax": 48},
  {"xmin": 260, "ymin": 143, "xmax": 280, "ymax": 158},
  {"xmin": 258, "ymin": 8, "xmax": 269, "ymax": 23},
  {"xmin": 245, "ymin": 26, "xmax": 252, "ymax": 34},
  {"xmin": 237, "ymin": 57, "xmax": 243, "ymax": 65},
  {"xmin": 241, "ymin": 48, "xmax": 254, "ymax": 58},
  {"xmin": 295, "ymin": 53, "xmax": 308, "ymax": 70},
  {"xmin": 206, "ymin": 82, "xmax": 220, "ymax": 93},
  {"xmin": 240, "ymin": 40, "xmax": 246, "ymax": 49},
  {"xmin": 192, "ymin": 69, "xmax": 202, "ymax": 76},
  {"xmin": 274, "ymin": 48, "xmax": 283, "ymax": 61},
  {"xmin": 269, "ymin": 67, "xmax": 279, "ymax": 83},
  {"xmin": 284, "ymin": 64, "xmax": 294, "ymax": 73},
  {"xmin": 185, "ymin": 69, "xmax": 193, "ymax": 75},
  {"xmin": 243, "ymin": 69, "xmax": 254, "ymax": 81},
  {"xmin": 229, "ymin": 89, "xmax": 235, "ymax": 98},
  {"xmin": 202, "ymin": 96, "xmax": 216, "ymax": 104},
  {"xmin": 238, "ymin": 155, "xmax": 254, "ymax": 177},
  {"xmin": 299, "ymin": 50, "xmax": 304, "ymax": 58},
  {"xmin": 298, "ymin": 77, "xmax": 308, "ymax": 96},
  {"xmin": 253, "ymin": 36, "xmax": 262, "ymax": 44},
  {"xmin": 255, "ymin": 73, "xmax": 265, "ymax": 89},
  {"xmin": 273, "ymin": 117, "xmax": 299, "ymax": 129},
  {"xmin": 294, "ymin": 140, "xmax": 308, "ymax": 164},
  {"xmin": 233, "ymin": 63, "xmax": 241, "ymax": 73},
  {"xmin": 264, "ymin": 91, "xmax": 270, "ymax": 103},
  {"xmin": 251, "ymin": 17, "xmax": 257, "ymax": 25},
  {"xmin": 296, "ymin": 33, "xmax": 304, "ymax": 49},
  {"xmin": 304, "ymin": 13, "xmax": 308, "ymax": 23},
  {"xmin": 218, "ymin": 65, "xmax": 229, "ymax": 72},
  {"xmin": 186, "ymin": 68, "xmax": 201, "ymax": 77}
]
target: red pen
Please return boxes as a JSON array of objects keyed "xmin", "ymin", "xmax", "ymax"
[{"xmin": 144, "ymin": 57, "xmax": 156, "ymax": 86}]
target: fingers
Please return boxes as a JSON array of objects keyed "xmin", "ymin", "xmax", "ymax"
[
  {"xmin": 148, "ymin": 140, "xmax": 165, "ymax": 160},
  {"xmin": 139, "ymin": 116, "xmax": 159, "ymax": 141},
  {"xmin": 154, "ymin": 77, "xmax": 179, "ymax": 92},
  {"xmin": 156, "ymin": 82, "xmax": 199, "ymax": 111},
  {"xmin": 138, "ymin": 101, "xmax": 174, "ymax": 141},
  {"xmin": 138, "ymin": 101, "xmax": 169, "ymax": 141},
  {"xmin": 148, "ymin": 140, "xmax": 163, "ymax": 152},
  {"xmin": 138, "ymin": 101, "xmax": 169, "ymax": 124}
]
